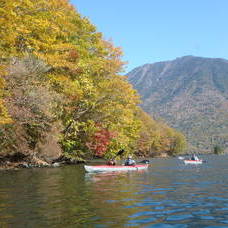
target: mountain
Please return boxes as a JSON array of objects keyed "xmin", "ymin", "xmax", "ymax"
[{"xmin": 127, "ymin": 56, "xmax": 228, "ymax": 153}]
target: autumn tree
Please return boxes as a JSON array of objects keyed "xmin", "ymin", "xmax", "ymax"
[
  {"xmin": 0, "ymin": 0, "xmax": 187, "ymax": 163},
  {"xmin": 135, "ymin": 109, "xmax": 187, "ymax": 157}
]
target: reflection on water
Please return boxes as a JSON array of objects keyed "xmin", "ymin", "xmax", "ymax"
[{"xmin": 0, "ymin": 155, "xmax": 228, "ymax": 227}]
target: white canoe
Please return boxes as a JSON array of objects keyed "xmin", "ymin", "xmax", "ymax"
[
  {"xmin": 84, "ymin": 164, "xmax": 149, "ymax": 173},
  {"xmin": 184, "ymin": 160, "xmax": 203, "ymax": 165}
]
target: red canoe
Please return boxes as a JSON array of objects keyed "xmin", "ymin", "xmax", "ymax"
[{"xmin": 84, "ymin": 164, "xmax": 149, "ymax": 173}]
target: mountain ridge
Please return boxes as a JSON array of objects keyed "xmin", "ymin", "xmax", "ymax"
[{"xmin": 127, "ymin": 56, "xmax": 228, "ymax": 153}]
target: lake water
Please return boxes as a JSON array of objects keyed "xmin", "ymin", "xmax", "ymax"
[{"xmin": 0, "ymin": 154, "xmax": 228, "ymax": 227}]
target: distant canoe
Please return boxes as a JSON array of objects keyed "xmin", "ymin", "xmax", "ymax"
[
  {"xmin": 184, "ymin": 160, "xmax": 203, "ymax": 165},
  {"xmin": 84, "ymin": 164, "xmax": 149, "ymax": 173}
]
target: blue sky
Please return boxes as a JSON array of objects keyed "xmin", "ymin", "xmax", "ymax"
[{"xmin": 71, "ymin": 0, "xmax": 228, "ymax": 73}]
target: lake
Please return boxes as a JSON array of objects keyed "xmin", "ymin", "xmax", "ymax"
[{"xmin": 0, "ymin": 154, "xmax": 228, "ymax": 227}]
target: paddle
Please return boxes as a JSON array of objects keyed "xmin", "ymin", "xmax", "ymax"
[
  {"xmin": 106, "ymin": 149, "xmax": 125, "ymax": 165},
  {"xmin": 113, "ymin": 149, "xmax": 125, "ymax": 159},
  {"xmin": 109, "ymin": 150, "xmax": 150, "ymax": 165},
  {"xmin": 138, "ymin": 160, "xmax": 150, "ymax": 164}
]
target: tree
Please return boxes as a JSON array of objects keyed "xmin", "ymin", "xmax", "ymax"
[
  {"xmin": 213, "ymin": 145, "xmax": 224, "ymax": 155},
  {"xmin": 135, "ymin": 109, "xmax": 187, "ymax": 157}
]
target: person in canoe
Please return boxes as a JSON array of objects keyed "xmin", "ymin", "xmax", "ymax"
[
  {"xmin": 106, "ymin": 149, "xmax": 125, "ymax": 166},
  {"xmin": 106, "ymin": 159, "xmax": 116, "ymax": 166},
  {"xmin": 124, "ymin": 155, "xmax": 136, "ymax": 166},
  {"xmin": 191, "ymin": 154, "xmax": 199, "ymax": 161}
]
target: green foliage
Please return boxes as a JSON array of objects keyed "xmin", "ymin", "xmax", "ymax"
[
  {"xmin": 168, "ymin": 131, "xmax": 187, "ymax": 156},
  {"xmin": 213, "ymin": 145, "xmax": 224, "ymax": 155},
  {"xmin": 135, "ymin": 109, "xmax": 187, "ymax": 157}
]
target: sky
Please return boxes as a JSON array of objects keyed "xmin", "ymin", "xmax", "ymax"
[{"xmin": 71, "ymin": 0, "xmax": 228, "ymax": 73}]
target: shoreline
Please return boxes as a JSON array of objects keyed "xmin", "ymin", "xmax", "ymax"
[
  {"xmin": 1, "ymin": 153, "xmax": 220, "ymax": 171},
  {"xmin": 0, "ymin": 154, "xmax": 82, "ymax": 170}
]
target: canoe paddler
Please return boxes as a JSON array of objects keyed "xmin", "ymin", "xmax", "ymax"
[
  {"xmin": 107, "ymin": 149, "xmax": 125, "ymax": 166},
  {"xmin": 124, "ymin": 155, "xmax": 136, "ymax": 166},
  {"xmin": 106, "ymin": 159, "xmax": 116, "ymax": 166}
]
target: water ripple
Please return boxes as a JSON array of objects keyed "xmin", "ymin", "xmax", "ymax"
[{"xmin": 0, "ymin": 155, "xmax": 228, "ymax": 227}]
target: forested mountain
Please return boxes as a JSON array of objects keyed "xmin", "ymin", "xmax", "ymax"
[
  {"xmin": 0, "ymin": 0, "xmax": 186, "ymax": 166},
  {"xmin": 127, "ymin": 56, "xmax": 228, "ymax": 153}
]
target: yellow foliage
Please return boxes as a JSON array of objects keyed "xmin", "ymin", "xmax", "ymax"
[
  {"xmin": 0, "ymin": 0, "xmax": 186, "ymax": 159},
  {"xmin": 0, "ymin": 99, "xmax": 12, "ymax": 124}
]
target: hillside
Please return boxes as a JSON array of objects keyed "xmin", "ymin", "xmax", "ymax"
[
  {"xmin": 127, "ymin": 56, "xmax": 228, "ymax": 153},
  {"xmin": 0, "ymin": 0, "xmax": 187, "ymax": 169}
]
